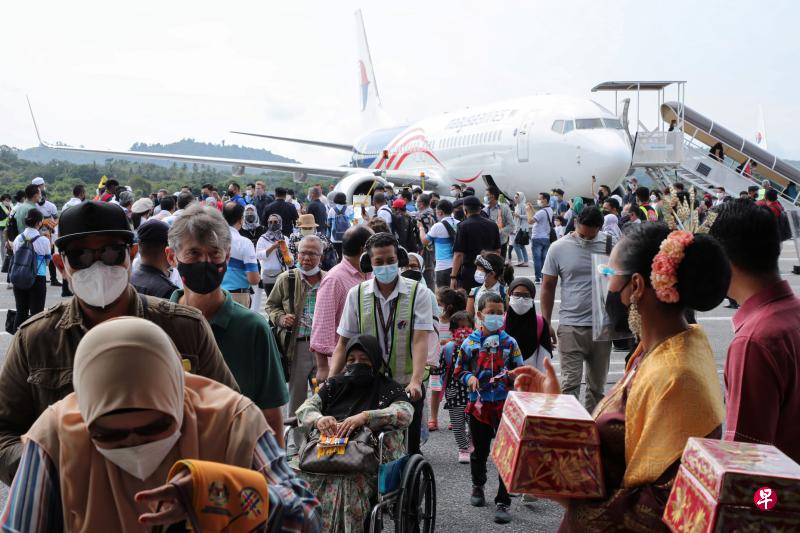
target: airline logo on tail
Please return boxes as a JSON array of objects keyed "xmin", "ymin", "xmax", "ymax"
[{"xmin": 359, "ymin": 60, "xmax": 370, "ymax": 111}]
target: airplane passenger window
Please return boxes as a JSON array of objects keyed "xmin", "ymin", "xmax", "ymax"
[
  {"xmin": 575, "ymin": 118, "xmax": 604, "ymax": 129},
  {"xmin": 602, "ymin": 118, "xmax": 623, "ymax": 129},
  {"xmin": 551, "ymin": 120, "xmax": 565, "ymax": 134},
  {"xmin": 563, "ymin": 121, "xmax": 574, "ymax": 134}
]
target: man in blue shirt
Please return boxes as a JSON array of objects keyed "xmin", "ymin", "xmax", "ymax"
[
  {"xmin": 227, "ymin": 182, "xmax": 247, "ymax": 207},
  {"xmin": 420, "ymin": 199, "xmax": 458, "ymax": 288},
  {"xmin": 220, "ymin": 202, "xmax": 260, "ymax": 307}
]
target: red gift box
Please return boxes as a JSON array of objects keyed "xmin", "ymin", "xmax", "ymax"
[
  {"xmin": 490, "ymin": 391, "xmax": 604, "ymax": 498},
  {"xmin": 663, "ymin": 438, "xmax": 800, "ymax": 532}
]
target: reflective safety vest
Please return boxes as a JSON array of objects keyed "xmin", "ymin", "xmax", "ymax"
[
  {"xmin": 357, "ymin": 278, "xmax": 420, "ymax": 383},
  {"xmin": 0, "ymin": 204, "xmax": 10, "ymax": 228}
]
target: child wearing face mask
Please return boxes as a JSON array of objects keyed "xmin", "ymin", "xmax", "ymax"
[
  {"xmin": 466, "ymin": 252, "xmax": 514, "ymax": 323},
  {"xmin": 440, "ymin": 310, "xmax": 474, "ymax": 463},
  {"xmin": 428, "ymin": 288, "xmax": 467, "ymax": 434},
  {"xmin": 454, "ymin": 292, "xmax": 523, "ymax": 522}
]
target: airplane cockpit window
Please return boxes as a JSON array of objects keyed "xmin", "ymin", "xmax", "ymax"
[
  {"xmin": 563, "ymin": 120, "xmax": 574, "ymax": 134},
  {"xmin": 602, "ymin": 118, "xmax": 623, "ymax": 129},
  {"xmin": 575, "ymin": 118, "xmax": 604, "ymax": 129},
  {"xmin": 551, "ymin": 120, "xmax": 565, "ymax": 134}
]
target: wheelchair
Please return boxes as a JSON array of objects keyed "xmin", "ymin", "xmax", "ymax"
[{"xmin": 284, "ymin": 418, "xmax": 436, "ymax": 533}]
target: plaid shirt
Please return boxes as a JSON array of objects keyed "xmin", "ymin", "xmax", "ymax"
[
  {"xmin": 309, "ymin": 259, "xmax": 369, "ymax": 356},
  {"xmin": 0, "ymin": 432, "xmax": 320, "ymax": 532}
]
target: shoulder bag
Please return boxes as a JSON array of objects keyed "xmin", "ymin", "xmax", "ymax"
[{"xmin": 298, "ymin": 426, "xmax": 379, "ymax": 474}]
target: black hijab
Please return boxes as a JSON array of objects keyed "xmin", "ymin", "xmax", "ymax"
[
  {"xmin": 504, "ymin": 277, "xmax": 551, "ymax": 357},
  {"xmin": 318, "ymin": 335, "xmax": 408, "ymax": 421}
]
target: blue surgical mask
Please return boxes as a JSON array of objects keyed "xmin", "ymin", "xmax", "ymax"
[
  {"xmin": 373, "ymin": 264, "xmax": 399, "ymax": 284},
  {"xmin": 482, "ymin": 314, "xmax": 504, "ymax": 333}
]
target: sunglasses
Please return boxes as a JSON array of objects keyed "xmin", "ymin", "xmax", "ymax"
[
  {"xmin": 65, "ymin": 244, "xmax": 129, "ymax": 270},
  {"xmin": 90, "ymin": 416, "xmax": 174, "ymax": 444},
  {"xmin": 596, "ymin": 264, "xmax": 631, "ymax": 278}
]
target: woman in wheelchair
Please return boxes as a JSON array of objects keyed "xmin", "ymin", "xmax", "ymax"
[{"xmin": 292, "ymin": 334, "xmax": 414, "ymax": 532}]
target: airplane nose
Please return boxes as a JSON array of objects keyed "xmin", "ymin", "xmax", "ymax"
[{"xmin": 583, "ymin": 132, "xmax": 632, "ymax": 187}]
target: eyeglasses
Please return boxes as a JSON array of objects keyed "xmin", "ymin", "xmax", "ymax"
[
  {"xmin": 90, "ymin": 416, "xmax": 174, "ymax": 444},
  {"xmin": 65, "ymin": 244, "xmax": 130, "ymax": 270},
  {"xmin": 596, "ymin": 264, "xmax": 631, "ymax": 278},
  {"xmin": 297, "ymin": 250, "xmax": 321, "ymax": 258}
]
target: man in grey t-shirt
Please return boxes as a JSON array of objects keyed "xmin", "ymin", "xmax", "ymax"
[{"xmin": 541, "ymin": 207, "xmax": 612, "ymax": 412}]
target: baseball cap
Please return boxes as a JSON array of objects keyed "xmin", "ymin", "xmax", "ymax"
[
  {"xmin": 55, "ymin": 201, "xmax": 134, "ymax": 249},
  {"xmin": 136, "ymin": 219, "xmax": 169, "ymax": 244},
  {"xmin": 392, "ymin": 199, "xmax": 407, "ymax": 209}
]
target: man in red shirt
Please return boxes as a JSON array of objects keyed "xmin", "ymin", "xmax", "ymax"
[
  {"xmin": 710, "ymin": 199, "xmax": 800, "ymax": 463},
  {"xmin": 756, "ymin": 188, "xmax": 784, "ymax": 219}
]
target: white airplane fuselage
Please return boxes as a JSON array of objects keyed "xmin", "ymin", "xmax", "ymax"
[{"xmin": 347, "ymin": 94, "xmax": 632, "ymax": 200}]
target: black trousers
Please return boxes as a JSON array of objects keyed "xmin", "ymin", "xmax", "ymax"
[
  {"xmin": 469, "ymin": 415, "xmax": 510, "ymax": 505},
  {"xmin": 407, "ymin": 383, "xmax": 426, "ymax": 456},
  {"xmin": 48, "ymin": 259, "xmax": 58, "ymax": 283},
  {"xmin": 13, "ymin": 276, "xmax": 47, "ymax": 330},
  {"xmin": 500, "ymin": 243, "xmax": 508, "ymax": 262}
]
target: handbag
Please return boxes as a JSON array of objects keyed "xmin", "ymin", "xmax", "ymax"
[
  {"xmin": 514, "ymin": 229, "xmax": 530, "ymax": 246},
  {"xmin": 299, "ymin": 426, "xmax": 379, "ymax": 474},
  {"xmin": 5, "ymin": 310, "xmax": 16, "ymax": 334},
  {"xmin": 547, "ymin": 207, "xmax": 558, "ymax": 243},
  {"xmin": 1, "ymin": 254, "xmax": 10, "ymax": 274}
]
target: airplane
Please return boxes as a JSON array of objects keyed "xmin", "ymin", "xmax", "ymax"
[{"xmin": 34, "ymin": 10, "xmax": 632, "ymax": 203}]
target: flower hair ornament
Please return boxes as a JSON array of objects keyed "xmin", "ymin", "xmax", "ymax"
[{"xmin": 651, "ymin": 230, "xmax": 694, "ymax": 303}]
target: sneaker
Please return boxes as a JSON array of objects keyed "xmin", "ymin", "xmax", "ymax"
[
  {"xmin": 427, "ymin": 420, "xmax": 439, "ymax": 432},
  {"xmin": 534, "ymin": 278, "xmax": 542, "ymax": 284},
  {"xmin": 50, "ymin": 279, "xmax": 62, "ymax": 287},
  {"xmin": 458, "ymin": 450, "xmax": 470, "ymax": 464},
  {"xmin": 447, "ymin": 423, "xmax": 453, "ymax": 431},
  {"xmin": 470, "ymin": 486, "xmax": 486, "ymax": 507},
  {"xmin": 494, "ymin": 503, "xmax": 512, "ymax": 524}
]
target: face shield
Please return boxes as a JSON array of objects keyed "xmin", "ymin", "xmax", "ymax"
[{"xmin": 592, "ymin": 254, "xmax": 635, "ymax": 342}]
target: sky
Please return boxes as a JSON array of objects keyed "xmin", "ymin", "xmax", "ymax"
[{"xmin": 1, "ymin": 0, "xmax": 798, "ymax": 166}]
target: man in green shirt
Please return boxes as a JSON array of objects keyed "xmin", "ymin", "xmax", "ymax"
[
  {"xmin": 13, "ymin": 185, "xmax": 40, "ymax": 237},
  {"xmin": 166, "ymin": 204, "xmax": 289, "ymax": 446}
]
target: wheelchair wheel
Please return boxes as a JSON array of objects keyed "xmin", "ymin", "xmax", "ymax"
[{"xmin": 395, "ymin": 454, "xmax": 436, "ymax": 533}]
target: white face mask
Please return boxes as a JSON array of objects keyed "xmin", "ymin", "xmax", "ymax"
[
  {"xmin": 474, "ymin": 270, "xmax": 486, "ymax": 285},
  {"xmin": 650, "ymin": 194, "xmax": 658, "ymax": 203},
  {"xmin": 96, "ymin": 430, "xmax": 181, "ymax": 481},
  {"xmin": 509, "ymin": 296, "xmax": 534, "ymax": 315},
  {"xmin": 70, "ymin": 262, "xmax": 130, "ymax": 308},
  {"xmin": 300, "ymin": 264, "xmax": 321, "ymax": 276},
  {"xmin": 300, "ymin": 228, "xmax": 315, "ymax": 237}
]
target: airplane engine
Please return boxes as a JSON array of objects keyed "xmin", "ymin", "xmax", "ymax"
[{"xmin": 333, "ymin": 172, "xmax": 387, "ymax": 203}]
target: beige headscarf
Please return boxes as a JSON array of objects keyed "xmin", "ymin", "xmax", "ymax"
[{"xmin": 25, "ymin": 317, "xmax": 267, "ymax": 533}]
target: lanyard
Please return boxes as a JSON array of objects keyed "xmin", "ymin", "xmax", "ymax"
[{"xmin": 375, "ymin": 294, "xmax": 398, "ymax": 362}]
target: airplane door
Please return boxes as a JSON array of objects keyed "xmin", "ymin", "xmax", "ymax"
[{"xmin": 517, "ymin": 121, "xmax": 529, "ymax": 163}]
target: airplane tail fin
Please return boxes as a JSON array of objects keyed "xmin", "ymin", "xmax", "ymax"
[
  {"xmin": 756, "ymin": 104, "xmax": 768, "ymax": 151},
  {"xmin": 355, "ymin": 9, "xmax": 393, "ymax": 129}
]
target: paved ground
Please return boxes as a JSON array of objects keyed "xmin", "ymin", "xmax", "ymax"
[{"xmin": 0, "ymin": 243, "xmax": 797, "ymax": 532}]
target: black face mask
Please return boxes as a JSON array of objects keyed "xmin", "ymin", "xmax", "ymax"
[
  {"xmin": 605, "ymin": 280, "xmax": 632, "ymax": 334},
  {"xmin": 245, "ymin": 214, "xmax": 256, "ymax": 223},
  {"xmin": 178, "ymin": 261, "xmax": 227, "ymax": 295},
  {"xmin": 343, "ymin": 363, "xmax": 374, "ymax": 387},
  {"xmin": 401, "ymin": 270, "xmax": 423, "ymax": 282}
]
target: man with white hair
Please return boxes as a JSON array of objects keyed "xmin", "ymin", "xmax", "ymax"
[
  {"xmin": 167, "ymin": 204, "xmax": 288, "ymax": 446},
  {"xmin": 266, "ymin": 235, "xmax": 327, "ymax": 413}
]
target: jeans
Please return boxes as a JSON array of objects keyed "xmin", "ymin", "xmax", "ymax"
[
  {"xmin": 512, "ymin": 242, "xmax": 529, "ymax": 264},
  {"xmin": 13, "ymin": 276, "xmax": 47, "ymax": 331},
  {"xmin": 557, "ymin": 325, "xmax": 612, "ymax": 413},
  {"xmin": 531, "ymin": 238, "xmax": 550, "ymax": 280},
  {"xmin": 469, "ymin": 414, "xmax": 510, "ymax": 505}
]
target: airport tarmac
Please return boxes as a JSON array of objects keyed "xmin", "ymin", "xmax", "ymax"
[{"xmin": 0, "ymin": 242, "xmax": 796, "ymax": 531}]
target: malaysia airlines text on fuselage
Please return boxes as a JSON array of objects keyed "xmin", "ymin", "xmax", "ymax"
[{"xmin": 349, "ymin": 94, "xmax": 632, "ymax": 199}]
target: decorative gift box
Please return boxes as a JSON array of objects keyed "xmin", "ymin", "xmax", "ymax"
[
  {"xmin": 491, "ymin": 391, "xmax": 604, "ymax": 498},
  {"xmin": 663, "ymin": 437, "xmax": 800, "ymax": 532}
]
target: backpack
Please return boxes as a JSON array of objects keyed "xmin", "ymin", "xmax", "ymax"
[
  {"xmin": 8, "ymin": 235, "xmax": 41, "ymax": 290},
  {"xmin": 441, "ymin": 219, "xmax": 457, "ymax": 240},
  {"xmin": 6, "ymin": 214, "xmax": 19, "ymax": 242},
  {"xmin": 639, "ymin": 204, "xmax": 658, "ymax": 222},
  {"xmin": 331, "ymin": 205, "xmax": 350, "ymax": 242},
  {"xmin": 393, "ymin": 213, "xmax": 420, "ymax": 253}
]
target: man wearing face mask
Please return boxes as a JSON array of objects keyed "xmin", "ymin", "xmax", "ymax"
[
  {"xmin": 227, "ymin": 181, "xmax": 247, "ymax": 207},
  {"xmin": 540, "ymin": 207, "xmax": 613, "ymax": 413},
  {"xmin": 261, "ymin": 187, "xmax": 299, "ymax": 237},
  {"xmin": 266, "ymin": 235, "xmax": 327, "ymax": 414},
  {"xmin": 0, "ymin": 201, "xmax": 238, "ymax": 485},
  {"xmin": 220, "ymin": 202, "xmax": 260, "ymax": 308},
  {"xmin": 130, "ymin": 219, "xmax": 179, "ymax": 299},
  {"xmin": 168, "ymin": 204, "xmax": 288, "ymax": 447},
  {"xmin": 33, "ymin": 178, "xmax": 62, "ymax": 287},
  {"xmin": 331, "ymin": 232, "xmax": 434, "ymax": 455},
  {"xmin": 288, "ymin": 214, "xmax": 336, "ymax": 270}
]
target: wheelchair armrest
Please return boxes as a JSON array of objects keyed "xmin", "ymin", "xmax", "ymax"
[{"xmin": 284, "ymin": 416, "xmax": 299, "ymax": 428}]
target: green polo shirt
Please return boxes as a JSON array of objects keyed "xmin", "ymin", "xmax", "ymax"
[{"xmin": 171, "ymin": 289, "xmax": 288, "ymax": 409}]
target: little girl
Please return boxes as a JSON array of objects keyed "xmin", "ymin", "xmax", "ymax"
[
  {"xmin": 429, "ymin": 288, "xmax": 467, "ymax": 432},
  {"xmin": 440, "ymin": 310, "xmax": 474, "ymax": 463},
  {"xmin": 466, "ymin": 252, "xmax": 514, "ymax": 322}
]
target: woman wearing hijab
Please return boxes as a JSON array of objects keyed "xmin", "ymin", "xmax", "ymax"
[
  {"xmin": 256, "ymin": 213, "xmax": 289, "ymax": 297},
  {"xmin": 511, "ymin": 192, "xmax": 530, "ymax": 267},
  {"xmin": 294, "ymin": 335, "xmax": 413, "ymax": 533},
  {"xmin": 1, "ymin": 317, "xmax": 319, "ymax": 532},
  {"xmin": 503, "ymin": 278, "xmax": 552, "ymax": 371},
  {"xmin": 239, "ymin": 204, "xmax": 266, "ymax": 247},
  {"xmin": 602, "ymin": 213, "xmax": 623, "ymax": 244},
  {"xmin": 564, "ymin": 196, "xmax": 585, "ymax": 234}
]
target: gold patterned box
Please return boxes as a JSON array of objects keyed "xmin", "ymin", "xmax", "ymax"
[
  {"xmin": 490, "ymin": 391, "xmax": 604, "ymax": 498},
  {"xmin": 663, "ymin": 438, "xmax": 800, "ymax": 532}
]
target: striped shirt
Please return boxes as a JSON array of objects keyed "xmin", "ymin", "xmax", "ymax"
[
  {"xmin": 0, "ymin": 432, "xmax": 320, "ymax": 532},
  {"xmin": 222, "ymin": 226, "xmax": 259, "ymax": 291}
]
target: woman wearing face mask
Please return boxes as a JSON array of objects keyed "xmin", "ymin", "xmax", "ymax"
[
  {"xmin": 240, "ymin": 205, "xmax": 267, "ymax": 310},
  {"xmin": 294, "ymin": 334, "xmax": 413, "ymax": 533},
  {"xmin": 256, "ymin": 214, "xmax": 290, "ymax": 297},
  {"xmin": 465, "ymin": 252, "xmax": 514, "ymax": 321},
  {"xmin": 512, "ymin": 223, "xmax": 730, "ymax": 531},
  {"xmin": 2, "ymin": 317, "xmax": 320, "ymax": 532},
  {"xmin": 511, "ymin": 192, "xmax": 529, "ymax": 267},
  {"xmin": 503, "ymin": 278, "xmax": 552, "ymax": 371}
]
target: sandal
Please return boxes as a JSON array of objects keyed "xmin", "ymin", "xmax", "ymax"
[{"xmin": 427, "ymin": 420, "xmax": 439, "ymax": 432}]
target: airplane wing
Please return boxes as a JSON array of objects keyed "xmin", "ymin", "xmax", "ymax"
[{"xmin": 230, "ymin": 131, "xmax": 354, "ymax": 151}]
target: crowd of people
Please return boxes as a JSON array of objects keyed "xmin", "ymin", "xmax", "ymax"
[{"xmin": 0, "ymin": 171, "xmax": 795, "ymax": 532}]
